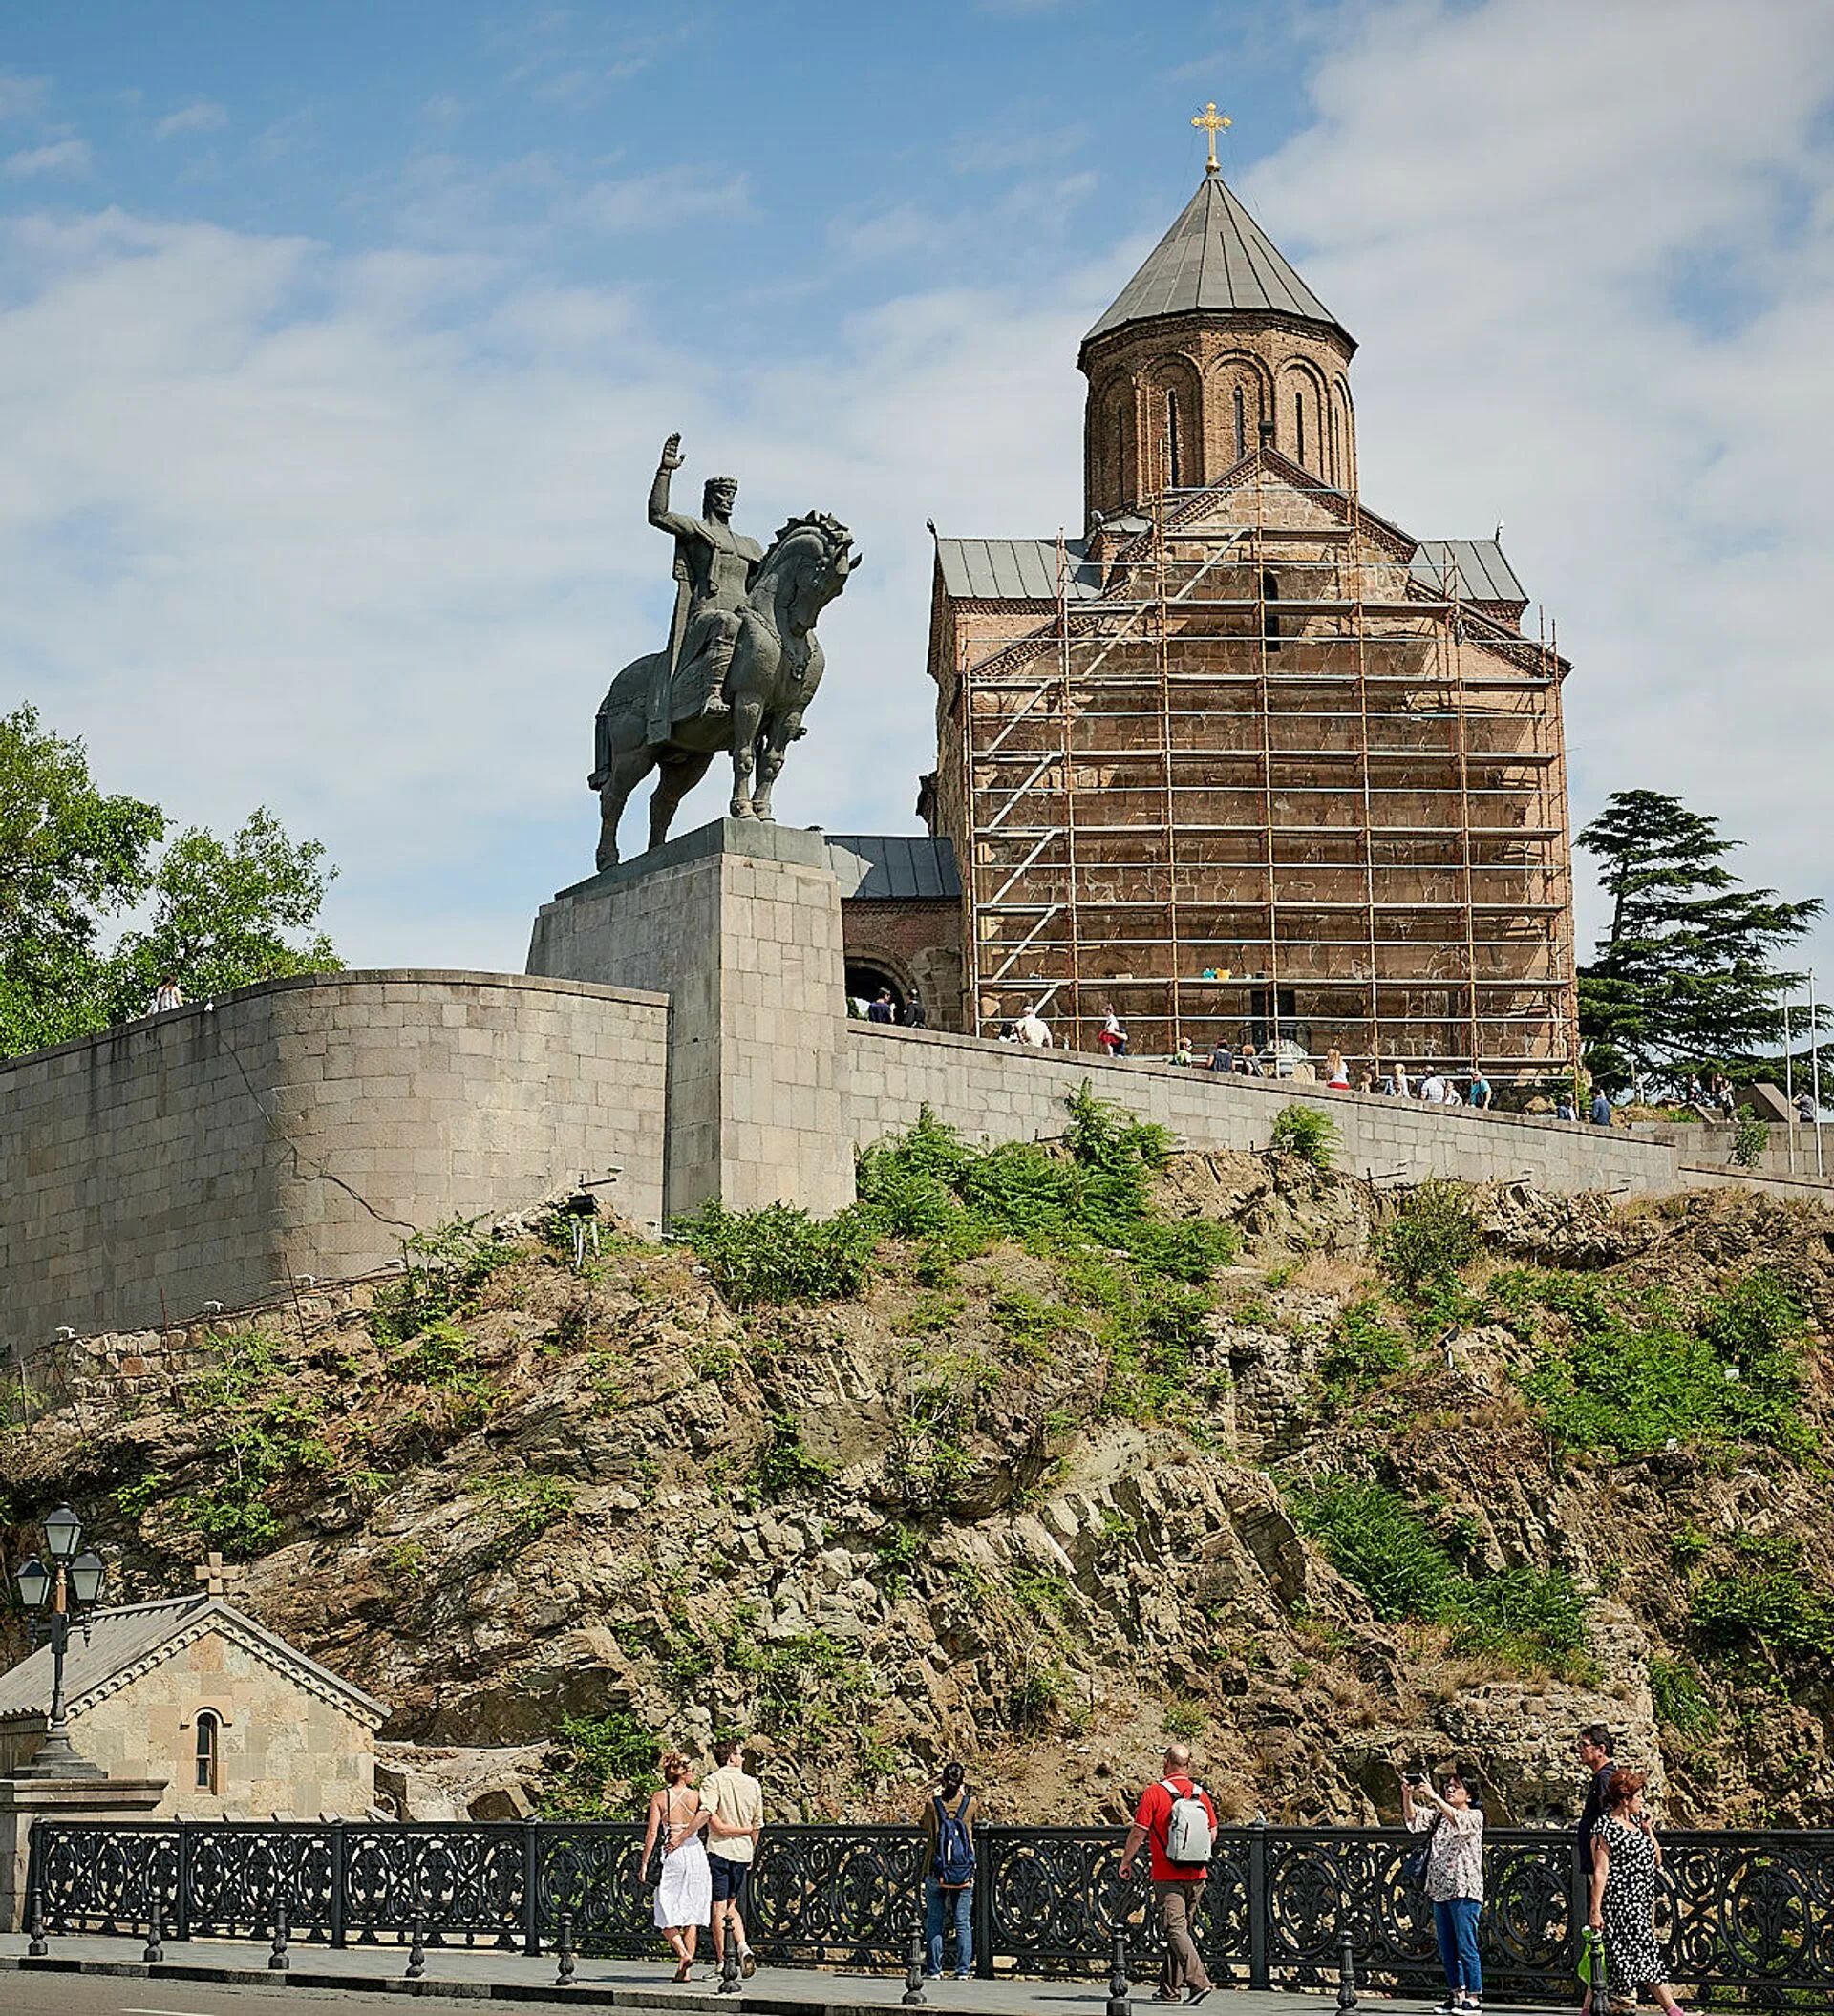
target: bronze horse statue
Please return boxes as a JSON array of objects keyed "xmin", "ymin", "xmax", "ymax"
[{"xmin": 589, "ymin": 511, "xmax": 861, "ymax": 869}]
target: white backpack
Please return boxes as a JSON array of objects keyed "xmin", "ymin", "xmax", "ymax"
[{"xmin": 1162, "ymin": 1779, "xmax": 1214, "ymax": 1863}]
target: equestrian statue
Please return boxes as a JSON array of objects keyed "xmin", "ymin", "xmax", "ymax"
[{"xmin": 588, "ymin": 433, "xmax": 862, "ymax": 870}]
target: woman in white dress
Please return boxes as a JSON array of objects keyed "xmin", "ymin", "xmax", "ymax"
[{"xmin": 642, "ymin": 1751, "xmax": 714, "ymax": 1982}]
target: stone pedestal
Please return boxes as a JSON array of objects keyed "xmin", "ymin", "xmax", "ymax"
[
  {"xmin": 0, "ymin": 1773, "xmax": 168, "ymax": 1932},
  {"xmin": 527, "ymin": 820, "xmax": 852, "ymax": 1219}
]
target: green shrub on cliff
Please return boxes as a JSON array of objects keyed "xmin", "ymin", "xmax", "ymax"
[
  {"xmin": 1288, "ymin": 1475, "xmax": 1588, "ymax": 1671},
  {"xmin": 1503, "ymin": 1267, "xmax": 1809, "ymax": 1458}
]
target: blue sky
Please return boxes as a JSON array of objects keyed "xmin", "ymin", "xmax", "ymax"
[{"xmin": 5, "ymin": 0, "xmax": 1834, "ymax": 987}]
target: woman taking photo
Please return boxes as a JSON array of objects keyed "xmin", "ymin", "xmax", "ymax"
[
  {"xmin": 1400, "ymin": 1764, "xmax": 1485, "ymax": 2014},
  {"xmin": 641, "ymin": 1751, "xmax": 714, "ymax": 1982},
  {"xmin": 1589, "ymin": 1770, "xmax": 1694, "ymax": 2016}
]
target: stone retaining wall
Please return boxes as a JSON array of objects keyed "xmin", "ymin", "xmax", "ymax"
[
  {"xmin": 845, "ymin": 1023, "xmax": 1691, "ymax": 1193},
  {"xmin": 0, "ymin": 971, "xmax": 668, "ymax": 1349}
]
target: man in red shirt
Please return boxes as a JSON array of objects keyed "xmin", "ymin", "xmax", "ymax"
[{"xmin": 1119, "ymin": 1744, "xmax": 1216, "ymax": 2004}]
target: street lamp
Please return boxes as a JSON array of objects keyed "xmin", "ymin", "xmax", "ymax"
[{"xmin": 12, "ymin": 1504, "xmax": 108, "ymax": 1779}]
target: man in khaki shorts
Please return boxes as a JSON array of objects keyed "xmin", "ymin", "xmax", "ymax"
[{"xmin": 703, "ymin": 1736, "xmax": 764, "ymax": 1976}]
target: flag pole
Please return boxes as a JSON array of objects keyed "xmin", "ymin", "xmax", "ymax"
[
  {"xmin": 1813, "ymin": 969, "xmax": 1824, "ymax": 1180},
  {"xmin": 1785, "ymin": 1002, "xmax": 1796, "ymax": 1175}
]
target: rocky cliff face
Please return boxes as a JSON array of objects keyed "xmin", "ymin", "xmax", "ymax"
[{"xmin": 4, "ymin": 1110, "xmax": 1829, "ymax": 1834}]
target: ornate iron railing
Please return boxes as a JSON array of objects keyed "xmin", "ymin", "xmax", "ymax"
[{"xmin": 25, "ymin": 1818, "xmax": 1834, "ymax": 2005}]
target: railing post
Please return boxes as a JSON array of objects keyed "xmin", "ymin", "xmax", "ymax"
[
  {"xmin": 23, "ymin": 1818, "xmax": 42, "ymax": 1940},
  {"xmin": 971, "ymin": 1831, "xmax": 995, "ymax": 1979},
  {"xmin": 174, "ymin": 1821, "xmax": 191, "ymax": 1943},
  {"xmin": 1248, "ymin": 1818, "xmax": 1269, "ymax": 1992},
  {"xmin": 330, "ymin": 1818, "xmax": 348, "ymax": 1951},
  {"xmin": 522, "ymin": 1816, "xmax": 542, "ymax": 1958}
]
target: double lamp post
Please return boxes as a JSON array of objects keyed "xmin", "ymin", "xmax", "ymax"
[{"xmin": 12, "ymin": 1503, "xmax": 107, "ymax": 1779}]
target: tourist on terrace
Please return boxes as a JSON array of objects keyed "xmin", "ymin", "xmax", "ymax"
[
  {"xmin": 702, "ymin": 1736, "xmax": 763, "ymax": 1979},
  {"xmin": 1590, "ymin": 1771, "xmax": 1693, "ymax": 2016},
  {"xmin": 1234, "ymin": 1044, "xmax": 1260, "ymax": 1076},
  {"xmin": 1098, "ymin": 1004, "xmax": 1128, "ymax": 1057},
  {"xmin": 149, "ymin": 972, "xmax": 184, "ymax": 1013},
  {"xmin": 1556, "ymin": 1092, "xmax": 1577, "ymax": 1121},
  {"xmin": 867, "ymin": 988, "xmax": 896, "ymax": 1025},
  {"xmin": 642, "ymin": 1751, "xmax": 714, "ymax": 1982},
  {"xmin": 1590, "ymin": 1089, "xmax": 1613, "ymax": 1127},
  {"xmin": 1016, "ymin": 1005, "xmax": 1053, "ymax": 1047},
  {"xmin": 1207, "ymin": 1037, "xmax": 1231, "ymax": 1072},
  {"xmin": 1171, "ymin": 1036, "xmax": 1194, "ymax": 1067},
  {"xmin": 1418, "ymin": 1071, "xmax": 1450, "ymax": 1104},
  {"xmin": 1325, "ymin": 1048, "xmax": 1350, "ymax": 1090},
  {"xmin": 1400, "ymin": 1763, "xmax": 1485, "ymax": 2014},
  {"xmin": 919, "ymin": 1759, "xmax": 979, "ymax": 1979},
  {"xmin": 1468, "ymin": 1072, "xmax": 1492, "ymax": 1110},
  {"xmin": 900, "ymin": 991, "xmax": 928, "ymax": 1029},
  {"xmin": 1796, "ymin": 1089, "xmax": 1815, "ymax": 1123}
]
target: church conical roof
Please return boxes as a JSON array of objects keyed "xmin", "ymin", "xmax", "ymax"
[{"xmin": 1084, "ymin": 167, "xmax": 1351, "ymax": 349}]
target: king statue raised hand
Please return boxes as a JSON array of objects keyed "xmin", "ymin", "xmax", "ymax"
[{"xmin": 644, "ymin": 433, "xmax": 766, "ymax": 745}]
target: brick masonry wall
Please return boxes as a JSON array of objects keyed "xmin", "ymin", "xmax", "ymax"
[
  {"xmin": 846, "ymin": 1024, "xmax": 1692, "ymax": 1195},
  {"xmin": 0, "ymin": 970, "xmax": 668, "ymax": 1348}
]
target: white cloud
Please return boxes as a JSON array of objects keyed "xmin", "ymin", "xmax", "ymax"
[
  {"xmin": 3, "ymin": 138, "xmax": 92, "ymax": 179},
  {"xmin": 0, "ymin": 73, "xmax": 48, "ymax": 120},
  {"xmin": 1237, "ymin": 0, "xmax": 1834, "ymax": 969},
  {"xmin": 154, "ymin": 101, "xmax": 228, "ymax": 141},
  {"xmin": 576, "ymin": 168, "xmax": 750, "ymax": 233}
]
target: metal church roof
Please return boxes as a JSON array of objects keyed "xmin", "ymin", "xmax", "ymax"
[
  {"xmin": 824, "ymin": 835, "xmax": 962, "ymax": 902},
  {"xmin": 935, "ymin": 538, "xmax": 1103, "ymax": 603},
  {"xmin": 1085, "ymin": 168, "xmax": 1350, "ymax": 348},
  {"xmin": 1411, "ymin": 539, "xmax": 1526, "ymax": 604}
]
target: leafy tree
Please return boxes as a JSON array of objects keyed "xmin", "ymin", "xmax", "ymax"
[
  {"xmin": 0, "ymin": 706, "xmax": 164, "ymax": 1053},
  {"xmin": 1577, "ymin": 789, "xmax": 1822, "ymax": 1093},
  {"xmin": 0, "ymin": 706, "xmax": 339, "ymax": 1056},
  {"xmin": 106, "ymin": 810, "xmax": 339, "ymax": 1020}
]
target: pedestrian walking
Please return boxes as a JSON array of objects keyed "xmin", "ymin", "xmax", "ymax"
[
  {"xmin": 1233, "ymin": 1043, "xmax": 1260, "ymax": 1076},
  {"xmin": 641, "ymin": 1753, "xmax": 714, "ymax": 1982},
  {"xmin": 1796, "ymin": 1090, "xmax": 1815, "ymax": 1123},
  {"xmin": 1207, "ymin": 1037, "xmax": 1230, "ymax": 1072},
  {"xmin": 150, "ymin": 973, "xmax": 184, "ymax": 1013},
  {"xmin": 1467, "ymin": 1072, "xmax": 1492, "ymax": 1110},
  {"xmin": 1590, "ymin": 1089, "xmax": 1613, "ymax": 1127},
  {"xmin": 1325, "ymin": 1047, "xmax": 1350, "ymax": 1090},
  {"xmin": 1418, "ymin": 1071, "xmax": 1450, "ymax": 1104},
  {"xmin": 1589, "ymin": 1771, "xmax": 1694, "ymax": 2015},
  {"xmin": 1098, "ymin": 1004, "xmax": 1128, "ymax": 1057},
  {"xmin": 1171, "ymin": 1037, "xmax": 1194, "ymax": 1067},
  {"xmin": 1574, "ymin": 1727, "xmax": 1618, "ymax": 2016},
  {"xmin": 919, "ymin": 1760, "xmax": 979, "ymax": 1979},
  {"xmin": 702, "ymin": 1736, "xmax": 763, "ymax": 1979},
  {"xmin": 1119, "ymin": 1743, "xmax": 1216, "ymax": 2005},
  {"xmin": 1401, "ymin": 1764, "xmax": 1485, "ymax": 2013},
  {"xmin": 1556, "ymin": 1092, "xmax": 1577, "ymax": 1121},
  {"xmin": 900, "ymin": 992, "xmax": 928, "ymax": 1029},
  {"xmin": 867, "ymin": 988, "xmax": 896, "ymax": 1025}
]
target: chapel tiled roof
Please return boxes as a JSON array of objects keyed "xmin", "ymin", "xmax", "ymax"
[
  {"xmin": 934, "ymin": 538, "xmax": 1103, "ymax": 603},
  {"xmin": 0, "ymin": 1595, "xmax": 387, "ymax": 1726}
]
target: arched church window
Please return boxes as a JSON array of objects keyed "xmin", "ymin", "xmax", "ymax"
[
  {"xmin": 1233, "ymin": 385, "xmax": 1246, "ymax": 461},
  {"xmin": 1262, "ymin": 570, "xmax": 1282, "ymax": 652},
  {"xmin": 1328, "ymin": 404, "xmax": 1339, "ymax": 485},
  {"xmin": 1114, "ymin": 404, "xmax": 1127, "ymax": 486},
  {"xmin": 1164, "ymin": 391, "xmax": 1182, "ymax": 488},
  {"xmin": 1293, "ymin": 391, "xmax": 1306, "ymax": 470},
  {"xmin": 195, "ymin": 1709, "xmax": 222, "ymax": 1794}
]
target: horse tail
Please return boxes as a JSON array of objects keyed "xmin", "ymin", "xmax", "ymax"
[{"xmin": 589, "ymin": 651, "xmax": 660, "ymax": 788}]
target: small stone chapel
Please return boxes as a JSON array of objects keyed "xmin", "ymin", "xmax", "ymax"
[{"xmin": 0, "ymin": 1556, "xmax": 385, "ymax": 1820}]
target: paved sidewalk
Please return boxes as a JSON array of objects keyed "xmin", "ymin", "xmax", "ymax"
[{"xmin": 0, "ymin": 1933, "xmax": 1573, "ymax": 2013}]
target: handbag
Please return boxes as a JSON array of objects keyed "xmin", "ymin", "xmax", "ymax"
[
  {"xmin": 1402, "ymin": 1814, "xmax": 1439, "ymax": 1886},
  {"xmin": 640, "ymin": 1793, "xmax": 672, "ymax": 1891}
]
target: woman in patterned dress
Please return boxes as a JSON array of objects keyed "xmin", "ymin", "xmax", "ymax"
[
  {"xmin": 1589, "ymin": 1771, "xmax": 1694, "ymax": 2015},
  {"xmin": 641, "ymin": 1751, "xmax": 714, "ymax": 1983}
]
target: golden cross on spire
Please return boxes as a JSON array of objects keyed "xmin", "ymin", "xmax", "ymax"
[{"xmin": 1192, "ymin": 101, "xmax": 1231, "ymax": 172}]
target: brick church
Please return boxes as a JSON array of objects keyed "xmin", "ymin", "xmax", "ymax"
[{"xmin": 841, "ymin": 149, "xmax": 1576, "ymax": 1079}]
